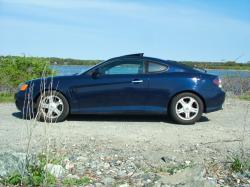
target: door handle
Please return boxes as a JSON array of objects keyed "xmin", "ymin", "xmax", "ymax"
[{"xmin": 131, "ymin": 79, "xmax": 143, "ymax": 83}]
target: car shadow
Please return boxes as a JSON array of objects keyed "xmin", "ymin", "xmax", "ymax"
[
  {"xmin": 12, "ymin": 112, "xmax": 23, "ymax": 119},
  {"xmin": 12, "ymin": 112, "xmax": 209, "ymax": 124}
]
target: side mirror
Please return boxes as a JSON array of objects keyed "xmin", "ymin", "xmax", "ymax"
[{"xmin": 91, "ymin": 69, "xmax": 101, "ymax": 79}]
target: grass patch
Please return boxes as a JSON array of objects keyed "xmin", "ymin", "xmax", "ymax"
[
  {"xmin": 231, "ymin": 156, "xmax": 250, "ymax": 173},
  {"xmin": 239, "ymin": 94, "xmax": 250, "ymax": 101},
  {"xmin": 0, "ymin": 93, "xmax": 14, "ymax": 103},
  {"xmin": 62, "ymin": 177, "xmax": 90, "ymax": 186}
]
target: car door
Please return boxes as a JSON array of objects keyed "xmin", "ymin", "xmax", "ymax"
[{"xmin": 71, "ymin": 58, "xmax": 149, "ymax": 113}]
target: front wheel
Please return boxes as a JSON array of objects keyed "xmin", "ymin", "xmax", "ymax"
[
  {"xmin": 37, "ymin": 91, "xmax": 69, "ymax": 123},
  {"xmin": 169, "ymin": 93, "xmax": 203, "ymax": 125}
]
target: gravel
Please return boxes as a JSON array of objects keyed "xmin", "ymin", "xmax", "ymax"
[{"xmin": 0, "ymin": 98, "xmax": 250, "ymax": 186}]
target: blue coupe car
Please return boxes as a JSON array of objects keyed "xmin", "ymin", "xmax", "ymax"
[{"xmin": 15, "ymin": 53, "xmax": 225, "ymax": 124}]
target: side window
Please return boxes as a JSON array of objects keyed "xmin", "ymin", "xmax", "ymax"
[
  {"xmin": 147, "ymin": 62, "xmax": 167, "ymax": 73},
  {"xmin": 100, "ymin": 60, "xmax": 144, "ymax": 75}
]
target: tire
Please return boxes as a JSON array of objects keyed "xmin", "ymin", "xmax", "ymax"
[
  {"xmin": 169, "ymin": 92, "xmax": 203, "ymax": 125},
  {"xmin": 36, "ymin": 91, "xmax": 69, "ymax": 123}
]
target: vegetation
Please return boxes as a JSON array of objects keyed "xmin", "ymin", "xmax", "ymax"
[
  {"xmin": 181, "ymin": 60, "xmax": 250, "ymax": 71},
  {"xmin": 1, "ymin": 55, "xmax": 250, "ymax": 70},
  {"xmin": 0, "ymin": 55, "xmax": 101, "ymax": 66},
  {"xmin": 0, "ymin": 56, "xmax": 54, "ymax": 93},
  {"xmin": 230, "ymin": 156, "xmax": 250, "ymax": 173},
  {"xmin": 239, "ymin": 93, "xmax": 250, "ymax": 101},
  {"xmin": 0, "ymin": 151, "xmax": 92, "ymax": 186},
  {"xmin": 62, "ymin": 177, "xmax": 90, "ymax": 186},
  {"xmin": 1, "ymin": 154, "xmax": 57, "ymax": 186},
  {"xmin": 0, "ymin": 93, "xmax": 14, "ymax": 103}
]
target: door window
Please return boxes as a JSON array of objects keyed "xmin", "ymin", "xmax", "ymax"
[{"xmin": 100, "ymin": 60, "xmax": 144, "ymax": 75}]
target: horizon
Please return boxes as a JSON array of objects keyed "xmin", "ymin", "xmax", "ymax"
[
  {"xmin": 1, "ymin": 0, "xmax": 250, "ymax": 63},
  {"xmin": 2, "ymin": 54, "xmax": 250, "ymax": 64}
]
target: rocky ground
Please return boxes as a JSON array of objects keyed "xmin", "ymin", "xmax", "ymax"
[{"xmin": 0, "ymin": 98, "xmax": 250, "ymax": 186}]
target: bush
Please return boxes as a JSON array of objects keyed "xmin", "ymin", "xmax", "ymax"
[{"xmin": 0, "ymin": 56, "xmax": 54, "ymax": 93}]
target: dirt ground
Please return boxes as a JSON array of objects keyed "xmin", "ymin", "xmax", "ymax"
[{"xmin": 0, "ymin": 98, "xmax": 250, "ymax": 164}]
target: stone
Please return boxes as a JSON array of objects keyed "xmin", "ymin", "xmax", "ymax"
[
  {"xmin": 102, "ymin": 177, "xmax": 115, "ymax": 186},
  {"xmin": 77, "ymin": 156, "xmax": 88, "ymax": 162},
  {"xmin": 45, "ymin": 164, "xmax": 65, "ymax": 178},
  {"xmin": 66, "ymin": 174, "xmax": 80, "ymax": 180},
  {"xmin": 95, "ymin": 182, "xmax": 103, "ymax": 187},
  {"xmin": 117, "ymin": 170, "xmax": 127, "ymax": 178},
  {"xmin": 65, "ymin": 162, "xmax": 75, "ymax": 172},
  {"xmin": 119, "ymin": 183, "xmax": 130, "ymax": 187},
  {"xmin": 116, "ymin": 160, "xmax": 122, "ymax": 165},
  {"xmin": 103, "ymin": 162, "xmax": 110, "ymax": 169},
  {"xmin": 96, "ymin": 170, "xmax": 102, "ymax": 175},
  {"xmin": 158, "ymin": 165, "xmax": 216, "ymax": 187}
]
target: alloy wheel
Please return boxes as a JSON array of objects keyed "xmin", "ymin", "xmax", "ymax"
[
  {"xmin": 40, "ymin": 95, "xmax": 64, "ymax": 119},
  {"xmin": 175, "ymin": 96, "xmax": 199, "ymax": 121}
]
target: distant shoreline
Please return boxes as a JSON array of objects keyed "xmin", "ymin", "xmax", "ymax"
[{"xmin": 2, "ymin": 56, "xmax": 250, "ymax": 71}]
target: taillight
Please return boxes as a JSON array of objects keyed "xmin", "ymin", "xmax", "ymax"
[{"xmin": 213, "ymin": 77, "xmax": 222, "ymax": 88}]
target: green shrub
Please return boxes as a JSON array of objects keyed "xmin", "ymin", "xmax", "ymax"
[
  {"xmin": 3, "ymin": 172, "xmax": 22, "ymax": 185},
  {"xmin": 0, "ymin": 56, "xmax": 54, "ymax": 93}
]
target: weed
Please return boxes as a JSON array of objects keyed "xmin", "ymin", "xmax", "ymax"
[
  {"xmin": 62, "ymin": 177, "xmax": 90, "ymax": 186},
  {"xmin": 231, "ymin": 157, "xmax": 243, "ymax": 173},
  {"xmin": 3, "ymin": 172, "xmax": 22, "ymax": 185},
  {"xmin": 230, "ymin": 156, "xmax": 250, "ymax": 173}
]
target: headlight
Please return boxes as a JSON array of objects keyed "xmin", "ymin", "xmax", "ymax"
[{"xmin": 18, "ymin": 83, "xmax": 28, "ymax": 91}]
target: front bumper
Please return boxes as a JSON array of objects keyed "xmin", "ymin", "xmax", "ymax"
[
  {"xmin": 15, "ymin": 91, "xmax": 34, "ymax": 113},
  {"xmin": 15, "ymin": 91, "xmax": 25, "ymax": 111}
]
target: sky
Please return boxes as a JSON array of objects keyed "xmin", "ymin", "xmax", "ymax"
[{"xmin": 0, "ymin": 0, "xmax": 250, "ymax": 62}]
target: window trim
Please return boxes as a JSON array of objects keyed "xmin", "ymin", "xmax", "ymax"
[{"xmin": 145, "ymin": 60, "xmax": 169, "ymax": 74}]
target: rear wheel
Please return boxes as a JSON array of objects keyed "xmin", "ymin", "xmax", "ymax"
[
  {"xmin": 169, "ymin": 92, "xmax": 203, "ymax": 125},
  {"xmin": 37, "ymin": 91, "xmax": 69, "ymax": 122}
]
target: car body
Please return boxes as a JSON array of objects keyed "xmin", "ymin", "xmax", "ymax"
[{"xmin": 15, "ymin": 53, "xmax": 225, "ymax": 124}]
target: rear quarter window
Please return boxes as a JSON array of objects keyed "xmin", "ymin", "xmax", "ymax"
[{"xmin": 147, "ymin": 61, "xmax": 167, "ymax": 73}]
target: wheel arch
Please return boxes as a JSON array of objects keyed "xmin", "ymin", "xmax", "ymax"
[{"xmin": 168, "ymin": 90, "xmax": 207, "ymax": 113}]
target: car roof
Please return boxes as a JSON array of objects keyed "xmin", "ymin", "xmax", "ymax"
[{"xmin": 113, "ymin": 54, "xmax": 181, "ymax": 67}]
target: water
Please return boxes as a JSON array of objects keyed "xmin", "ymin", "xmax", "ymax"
[{"xmin": 51, "ymin": 65, "xmax": 250, "ymax": 77}]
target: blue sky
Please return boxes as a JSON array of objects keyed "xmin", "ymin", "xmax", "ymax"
[{"xmin": 0, "ymin": 0, "xmax": 250, "ymax": 62}]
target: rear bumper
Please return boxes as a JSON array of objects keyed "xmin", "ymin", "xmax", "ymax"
[{"xmin": 205, "ymin": 90, "xmax": 225, "ymax": 113}]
